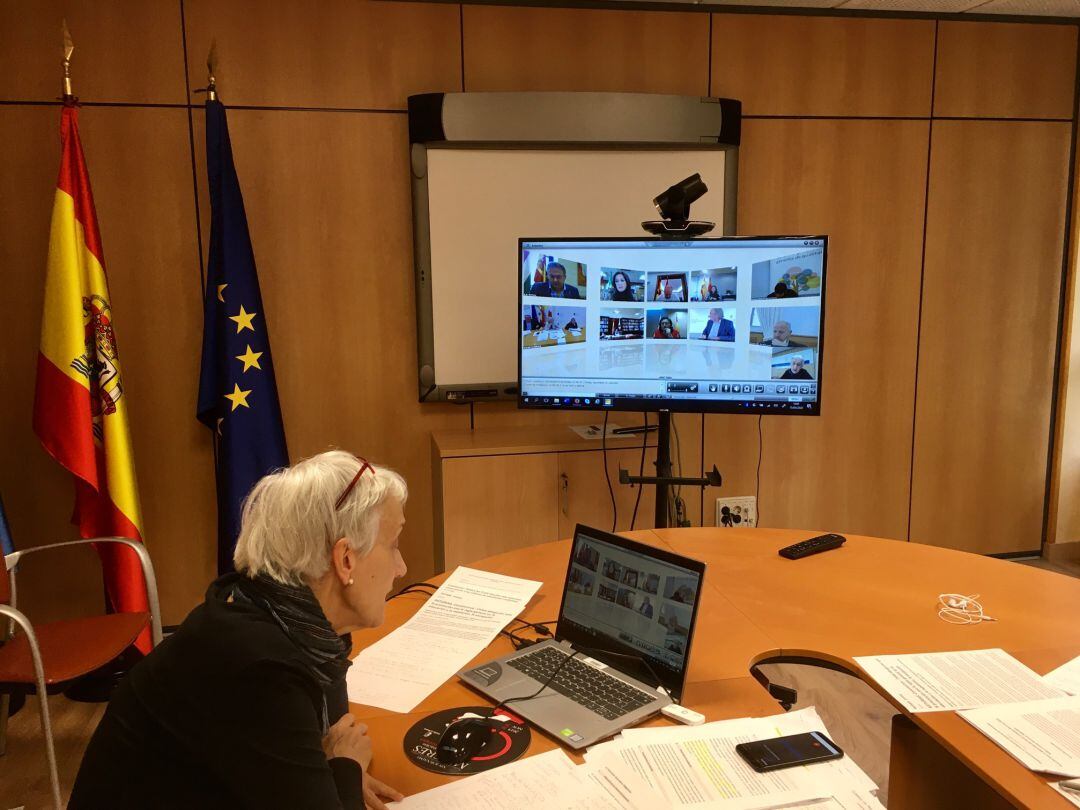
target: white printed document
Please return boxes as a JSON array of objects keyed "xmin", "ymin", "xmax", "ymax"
[
  {"xmin": 1045, "ymin": 655, "xmax": 1080, "ymax": 696},
  {"xmin": 389, "ymin": 708, "xmax": 879, "ymax": 810},
  {"xmin": 346, "ymin": 566, "xmax": 541, "ymax": 712},
  {"xmin": 585, "ymin": 707, "xmax": 882, "ymax": 810},
  {"xmin": 853, "ymin": 648, "xmax": 1067, "ymax": 713},
  {"xmin": 388, "ymin": 749, "xmax": 657, "ymax": 809},
  {"xmin": 959, "ymin": 695, "xmax": 1080, "ymax": 777}
]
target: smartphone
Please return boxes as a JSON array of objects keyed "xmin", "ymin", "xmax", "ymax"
[{"xmin": 735, "ymin": 731, "xmax": 843, "ymax": 772}]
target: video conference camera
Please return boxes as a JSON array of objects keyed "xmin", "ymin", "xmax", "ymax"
[{"xmin": 642, "ymin": 173, "xmax": 715, "ymax": 238}]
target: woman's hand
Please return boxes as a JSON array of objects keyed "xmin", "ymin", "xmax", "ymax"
[
  {"xmin": 322, "ymin": 714, "xmax": 372, "ymax": 770},
  {"xmin": 363, "ymin": 773, "xmax": 404, "ymax": 810},
  {"xmin": 323, "ymin": 715, "xmax": 405, "ymax": 808}
]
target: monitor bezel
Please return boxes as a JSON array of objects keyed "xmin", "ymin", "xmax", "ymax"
[
  {"xmin": 517, "ymin": 234, "xmax": 828, "ymax": 416},
  {"xmin": 556, "ymin": 524, "xmax": 707, "ymax": 703}
]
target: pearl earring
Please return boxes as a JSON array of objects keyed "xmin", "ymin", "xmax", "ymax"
[{"xmin": 347, "ymin": 578, "xmax": 354, "ymax": 586}]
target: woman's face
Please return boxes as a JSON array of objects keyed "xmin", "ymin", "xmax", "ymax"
[
  {"xmin": 660, "ymin": 318, "xmax": 672, "ymax": 333},
  {"xmin": 614, "ymin": 274, "xmax": 628, "ymax": 292},
  {"xmin": 347, "ymin": 498, "xmax": 407, "ymax": 629}
]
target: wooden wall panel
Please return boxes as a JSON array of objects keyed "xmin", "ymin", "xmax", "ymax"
[
  {"xmin": 710, "ymin": 14, "xmax": 934, "ymax": 117},
  {"xmin": 0, "ymin": 106, "xmax": 209, "ymax": 624},
  {"xmin": 0, "ymin": 0, "xmax": 187, "ymax": 104},
  {"xmin": 706, "ymin": 119, "xmax": 930, "ymax": 541},
  {"xmin": 912, "ymin": 121, "xmax": 1071, "ymax": 555},
  {"xmin": 191, "ymin": 109, "xmax": 467, "ymax": 588},
  {"xmin": 183, "ymin": 0, "xmax": 461, "ymax": 110},
  {"xmin": 1050, "ymin": 106, "xmax": 1080, "ymax": 546},
  {"xmin": 85, "ymin": 109, "xmax": 213, "ymax": 622},
  {"xmin": 462, "ymin": 5, "xmax": 709, "ymax": 95},
  {"xmin": 934, "ymin": 22, "xmax": 1077, "ymax": 120}
]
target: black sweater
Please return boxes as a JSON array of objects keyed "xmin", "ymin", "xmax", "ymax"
[{"xmin": 69, "ymin": 579, "xmax": 363, "ymax": 809}]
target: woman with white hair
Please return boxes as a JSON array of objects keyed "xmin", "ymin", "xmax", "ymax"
[{"xmin": 70, "ymin": 451, "xmax": 408, "ymax": 810}]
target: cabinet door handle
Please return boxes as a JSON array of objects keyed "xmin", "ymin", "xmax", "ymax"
[{"xmin": 560, "ymin": 472, "xmax": 569, "ymax": 517}]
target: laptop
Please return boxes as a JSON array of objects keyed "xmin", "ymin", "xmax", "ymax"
[{"xmin": 458, "ymin": 524, "xmax": 706, "ymax": 749}]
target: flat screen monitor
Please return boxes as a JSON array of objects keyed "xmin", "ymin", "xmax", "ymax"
[{"xmin": 518, "ymin": 236, "xmax": 828, "ymax": 415}]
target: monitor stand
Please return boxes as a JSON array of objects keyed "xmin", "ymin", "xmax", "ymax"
[{"xmin": 619, "ymin": 412, "xmax": 723, "ymax": 529}]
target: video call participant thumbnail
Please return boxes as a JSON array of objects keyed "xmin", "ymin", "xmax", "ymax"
[
  {"xmin": 650, "ymin": 272, "xmax": 688, "ymax": 303},
  {"xmin": 771, "ymin": 350, "xmax": 816, "ymax": 380},
  {"xmin": 599, "ymin": 309, "xmax": 645, "ymax": 340},
  {"xmin": 700, "ymin": 308, "xmax": 734, "ymax": 342},
  {"xmin": 750, "ymin": 308, "xmax": 819, "ymax": 349},
  {"xmin": 647, "ymin": 308, "xmax": 687, "ymax": 340},
  {"xmin": 601, "ymin": 268, "xmax": 645, "ymax": 302},
  {"xmin": 524, "ymin": 255, "xmax": 587, "ymax": 300},
  {"xmin": 751, "ymin": 255, "xmax": 822, "ymax": 300},
  {"xmin": 653, "ymin": 317, "xmax": 681, "ymax": 339},
  {"xmin": 760, "ymin": 320, "xmax": 805, "ymax": 347},
  {"xmin": 531, "ymin": 261, "xmax": 581, "ymax": 298},
  {"xmin": 691, "ymin": 268, "xmax": 737, "ymax": 302},
  {"xmin": 781, "ymin": 356, "xmax": 813, "ymax": 379},
  {"xmin": 521, "ymin": 305, "xmax": 587, "ymax": 350}
]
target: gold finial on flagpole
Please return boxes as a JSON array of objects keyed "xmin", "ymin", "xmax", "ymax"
[
  {"xmin": 61, "ymin": 19, "xmax": 75, "ymax": 102},
  {"xmin": 206, "ymin": 40, "xmax": 218, "ymax": 101}
]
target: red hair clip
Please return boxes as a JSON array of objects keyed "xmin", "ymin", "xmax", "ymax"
[{"xmin": 334, "ymin": 458, "xmax": 374, "ymax": 511}]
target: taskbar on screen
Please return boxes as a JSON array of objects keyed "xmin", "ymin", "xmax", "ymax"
[{"xmin": 520, "ymin": 392, "xmax": 818, "ymax": 413}]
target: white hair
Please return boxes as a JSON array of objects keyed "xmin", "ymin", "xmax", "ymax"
[{"xmin": 233, "ymin": 450, "xmax": 408, "ymax": 585}]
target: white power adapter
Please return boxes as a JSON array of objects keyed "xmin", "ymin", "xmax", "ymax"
[{"xmin": 662, "ymin": 703, "xmax": 705, "ymax": 725}]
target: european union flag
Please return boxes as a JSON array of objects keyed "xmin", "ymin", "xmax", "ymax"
[
  {"xmin": 197, "ymin": 98, "xmax": 288, "ymax": 574},
  {"xmin": 0, "ymin": 493, "xmax": 14, "ymax": 556}
]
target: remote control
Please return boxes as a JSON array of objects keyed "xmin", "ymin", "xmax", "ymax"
[{"xmin": 778, "ymin": 533, "xmax": 846, "ymax": 560}]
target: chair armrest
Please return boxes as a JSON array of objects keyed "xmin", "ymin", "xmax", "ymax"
[{"xmin": 5, "ymin": 538, "xmax": 163, "ymax": 648}]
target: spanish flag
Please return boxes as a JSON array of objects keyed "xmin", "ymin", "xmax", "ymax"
[{"xmin": 33, "ymin": 104, "xmax": 149, "ymax": 652}]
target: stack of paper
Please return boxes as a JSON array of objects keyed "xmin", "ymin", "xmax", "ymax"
[
  {"xmin": 958, "ymin": 695, "xmax": 1080, "ymax": 777},
  {"xmin": 346, "ymin": 567, "xmax": 542, "ymax": 712},
  {"xmin": 584, "ymin": 707, "xmax": 883, "ymax": 810},
  {"xmin": 388, "ymin": 708, "xmax": 881, "ymax": 809},
  {"xmin": 854, "ymin": 647, "xmax": 1080, "ymax": 803},
  {"xmin": 388, "ymin": 748, "xmax": 661, "ymax": 809},
  {"xmin": 852, "ymin": 649, "xmax": 1068, "ymax": 713},
  {"xmin": 1045, "ymin": 654, "xmax": 1080, "ymax": 696}
]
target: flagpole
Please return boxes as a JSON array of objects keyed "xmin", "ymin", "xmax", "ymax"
[
  {"xmin": 61, "ymin": 19, "xmax": 75, "ymax": 103},
  {"xmin": 200, "ymin": 40, "xmax": 218, "ymax": 102},
  {"xmin": 198, "ymin": 43, "xmax": 219, "ymax": 480}
]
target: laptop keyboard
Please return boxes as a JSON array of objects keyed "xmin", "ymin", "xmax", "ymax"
[{"xmin": 506, "ymin": 646, "xmax": 656, "ymax": 720}]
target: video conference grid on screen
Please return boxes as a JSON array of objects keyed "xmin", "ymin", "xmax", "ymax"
[
  {"xmin": 519, "ymin": 238, "xmax": 826, "ymax": 414},
  {"xmin": 563, "ymin": 533, "xmax": 701, "ymax": 674}
]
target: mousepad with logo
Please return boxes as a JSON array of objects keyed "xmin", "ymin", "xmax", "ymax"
[{"xmin": 403, "ymin": 705, "xmax": 531, "ymax": 775}]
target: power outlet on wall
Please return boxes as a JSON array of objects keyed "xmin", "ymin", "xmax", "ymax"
[{"xmin": 716, "ymin": 496, "xmax": 757, "ymax": 528}]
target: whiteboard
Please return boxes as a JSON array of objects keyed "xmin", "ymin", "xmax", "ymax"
[{"xmin": 426, "ymin": 148, "xmax": 730, "ymax": 389}]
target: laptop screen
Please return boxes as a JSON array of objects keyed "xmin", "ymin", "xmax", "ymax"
[{"xmin": 557, "ymin": 525, "xmax": 706, "ymax": 701}]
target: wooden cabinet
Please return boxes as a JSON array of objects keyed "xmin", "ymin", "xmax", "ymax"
[
  {"xmin": 433, "ymin": 427, "xmax": 656, "ymax": 570},
  {"xmin": 557, "ymin": 448, "xmax": 656, "ymax": 538}
]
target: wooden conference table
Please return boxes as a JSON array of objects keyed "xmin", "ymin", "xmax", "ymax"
[{"xmin": 348, "ymin": 529, "xmax": 1080, "ymax": 808}]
